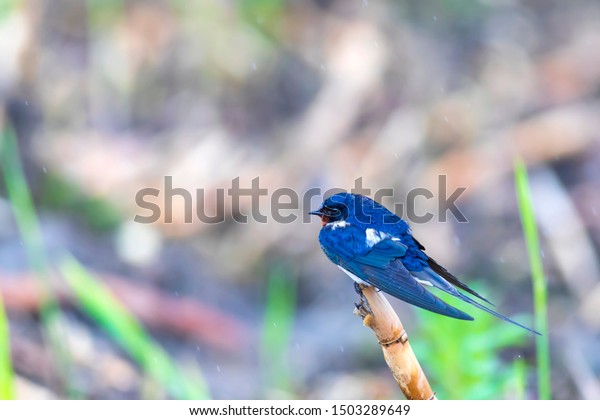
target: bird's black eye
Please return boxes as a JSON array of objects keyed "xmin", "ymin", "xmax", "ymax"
[{"xmin": 327, "ymin": 207, "xmax": 341, "ymax": 217}]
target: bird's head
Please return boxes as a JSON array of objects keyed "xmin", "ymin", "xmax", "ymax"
[
  {"xmin": 309, "ymin": 192, "xmax": 355, "ymax": 226},
  {"xmin": 310, "ymin": 193, "xmax": 395, "ymax": 227}
]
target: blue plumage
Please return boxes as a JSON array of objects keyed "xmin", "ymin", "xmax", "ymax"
[{"xmin": 310, "ymin": 192, "xmax": 539, "ymax": 335}]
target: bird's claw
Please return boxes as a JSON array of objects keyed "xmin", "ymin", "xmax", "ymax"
[
  {"xmin": 353, "ymin": 282, "xmax": 372, "ymax": 318},
  {"xmin": 354, "ymin": 301, "xmax": 371, "ymax": 319}
]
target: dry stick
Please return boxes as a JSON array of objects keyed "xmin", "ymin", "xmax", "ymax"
[{"xmin": 354, "ymin": 285, "xmax": 437, "ymax": 400}]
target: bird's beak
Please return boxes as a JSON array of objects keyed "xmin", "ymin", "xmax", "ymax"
[{"xmin": 309, "ymin": 208, "xmax": 330, "ymax": 226}]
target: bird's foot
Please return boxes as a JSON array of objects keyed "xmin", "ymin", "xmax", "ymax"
[{"xmin": 353, "ymin": 282, "xmax": 372, "ymax": 319}]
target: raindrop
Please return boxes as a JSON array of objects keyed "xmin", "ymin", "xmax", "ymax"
[
  {"xmin": 273, "ymin": 322, "xmax": 277, "ymax": 328},
  {"xmin": 433, "ymin": 16, "xmax": 438, "ymax": 21},
  {"xmin": 174, "ymin": 291, "xmax": 179, "ymax": 297},
  {"xmin": 196, "ymin": 345, "xmax": 201, "ymax": 351},
  {"xmin": 444, "ymin": 115, "xmax": 449, "ymax": 123},
  {"xmin": 362, "ymin": 0, "xmax": 369, "ymax": 7},
  {"xmin": 498, "ymin": 257, "xmax": 505, "ymax": 263},
  {"xmin": 251, "ymin": 62, "xmax": 257, "ymax": 71},
  {"xmin": 216, "ymin": 365, "xmax": 221, "ymax": 373},
  {"xmin": 42, "ymin": 167, "xmax": 47, "ymax": 173},
  {"xmin": 592, "ymin": 207, "xmax": 597, "ymax": 215},
  {"xmin": 25, "ymin": 100, "xmax": 29, "ymax": 106},
  {"xmin": 453, "ymin": 236, "xmax": 461, "ymax": 246},
  {"xmin": 540, "ymin": 250, "xmax": 545, "ymax": 258},
  {"xmin": 340, "ymin": 346, "xmax": 344, "ymax": 352}
]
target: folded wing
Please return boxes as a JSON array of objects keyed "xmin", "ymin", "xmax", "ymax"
[{"xmin": 331, "ymin": 238, "xmax": 474, "ymax": 321}]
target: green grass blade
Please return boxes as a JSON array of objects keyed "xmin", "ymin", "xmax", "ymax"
[
  {"xmin": 0, "ymin": 127, "xmax": 47, "ymax": 275},
  {"xmin": 1, "ymin": 124, "xmax": 78, "ymax": 397},
  {"xmin": 60, "ymin": 255, "xmax": 209, "ymax": 400},
  {"xmin": 512, "ymin": 357, "xmax": 527, "ymax": 400},
  {"xmin": 260, "ymin": 267, "xmax": 296, "ymax": 395},
  {"xmin": 0, "ymin": 295, "xmax": 15, "ymax": 400},
  {"xmin": 514, "ymin": 159, "xmax": 551, "ymax": 399}
]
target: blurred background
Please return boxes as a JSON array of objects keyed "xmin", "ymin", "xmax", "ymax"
[{"xmin": 1, "ymin": 0, "xmax": 599, "ymax": 400}]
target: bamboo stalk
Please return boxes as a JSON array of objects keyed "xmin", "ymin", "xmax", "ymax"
[{"xmin": 354, "ymin": 285, "xmax": 436, "ymax": 400}]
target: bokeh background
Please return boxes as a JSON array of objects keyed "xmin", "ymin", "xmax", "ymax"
[{"xmin": 1, "ymin": 0, "xmax": 600, "ymax": 400}]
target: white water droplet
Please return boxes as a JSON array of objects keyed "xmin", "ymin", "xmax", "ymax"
[
  {"xmin": 216, "ymin": 365, "xmax": 221, "ymax": 373},
  {"xmin": 340, "ymin": 346, "xmax": 344, "ymax": 352}
]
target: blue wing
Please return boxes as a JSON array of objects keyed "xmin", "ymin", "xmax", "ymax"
[
  {"xmin": 412, "ymin": 265, "xmax": 540, "ymax": 334},
  {"xmin": 324, "ymin": 238, "xmax": 474, "ymax": 321},
  {"xmin": 318, "ymin": 223, "xmax": 540, "ymax": 334}
]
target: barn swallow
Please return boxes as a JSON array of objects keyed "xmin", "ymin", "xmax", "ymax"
[{"xmin": 310, "ymin": 192, "xmax": 539, "ymax": 334}]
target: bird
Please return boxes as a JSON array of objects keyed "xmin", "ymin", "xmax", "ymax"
[{"xmin": 309, "ymin": 192, "xmax": 540, "ymax": 335}]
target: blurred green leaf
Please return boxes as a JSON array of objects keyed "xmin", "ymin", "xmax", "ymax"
[
  {"xmin": 0, "ymin": 127, "xmax": 46, "ymax": 274},
  {"xmin": 1, "ymin": 124, "xmax": 77, "ymax": 397},
  {"xmin": 240, "ymin": 0, "xmax": 285, "ymax": 26},
  {"xmin": 40, "ymin": 173, "xmax": 121, "ymax": 232},
  {"xmin": 87, "ymin": 0, "xmax": 125, "ymax": 28},
  {"xmin": 412, "ymin": 283, "xmax": 528, "ymax": 399},
  {"xmin": 60, "ymin": 255, "xmax": 209, "ymax": 400},
  {"xmin": 0, "ymin": 0, "xmax": 21, "ymax": 22},
  {"xmin": 514, "ymin": 159, "xmax": 551, "ymax": 399},
  {"xmin": 0, "ymin": 295, "xmax": 15, "ymax": 400},
  {"xmin": 260, "ymin": 266, "xmax": 296, "ymax": 395},
  {"xmin": 513, "ymin": 357, "xmax": 527, "ymax": 400}
]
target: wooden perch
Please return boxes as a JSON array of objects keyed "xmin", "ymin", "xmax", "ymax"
[{"xmin": 354, "ymin": 285, "xmax": 436, "ymax": 400}]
